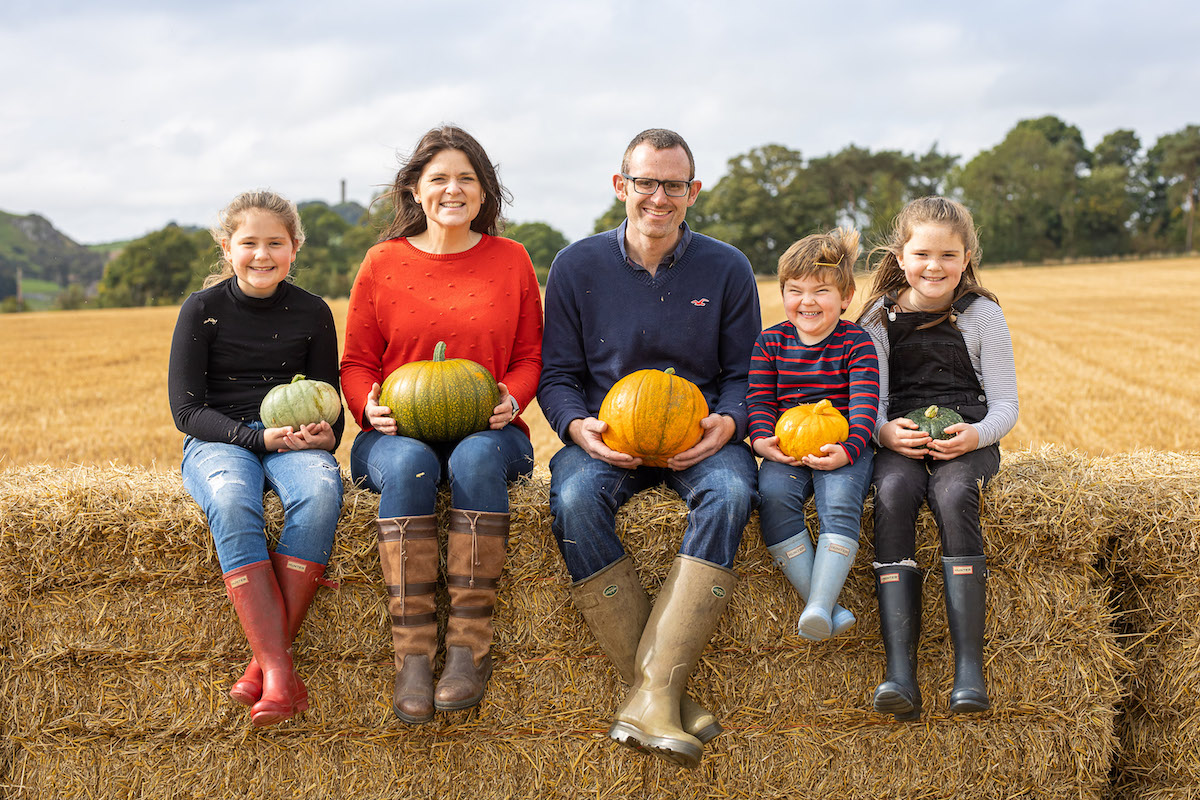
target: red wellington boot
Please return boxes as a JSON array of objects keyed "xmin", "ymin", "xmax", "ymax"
[
  {"xmin": 229, "ymin": 553, "xmax": 332, "ymax": 713},
  {"xmin": 223, "ymin": 560, "xmax": 299, "ymax": 727}
]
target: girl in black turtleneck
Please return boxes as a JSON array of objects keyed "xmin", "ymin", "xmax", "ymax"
[{"xmin": 168, "ymin": 190, "xmax": 343, "ymax": 728}]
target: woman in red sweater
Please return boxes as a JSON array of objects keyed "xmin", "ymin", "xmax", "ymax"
[{"xmin": 341, "ymin": 126, "xmax": 542, "ymax": 724}]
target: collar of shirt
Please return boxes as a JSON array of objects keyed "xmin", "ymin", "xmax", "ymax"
[{"xmin": 616, "ymin": 219, "xmax": 693, "ymax": 272}]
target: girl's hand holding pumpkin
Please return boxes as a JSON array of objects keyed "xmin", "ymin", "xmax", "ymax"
[
  {"xmin": 570, "ymin": 417, "xmax": 643, "ymax": 468},
  {"xmin": 802, "ymin": 442, "xmax": 850, "ymax": 471},
  {"xmin": 667, "ymin": 413, "xmax": 735, "ymax": 471},
  {"xmin": 753, "ymin": 435, "xmax": 800, "ymax": 466},
  {"xmin": 280, "ymin": 421, "xmax": 336, "ymax": 452},
  {"xmin": 926, "ymin": 422, "xmax": 978, "ymax": 460},
  {"xmin": 365, "ymin": 382, "xmax": 397, "ymax": 436},
  {"xmin": 879, "ymin": 417, "xmax": 932, "ymax": 460},
  {"xmin": 263, "ymin": 426, "xmax": 294, "ymax": 452},
  {"xmin": 489, "ymin": 382, "xmax": 517, "ymax": 430}
]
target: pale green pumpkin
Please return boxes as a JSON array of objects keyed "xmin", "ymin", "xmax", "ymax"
[{"xmin": 259, "ymin": 374, "xmax": 342, "ymax": 429}]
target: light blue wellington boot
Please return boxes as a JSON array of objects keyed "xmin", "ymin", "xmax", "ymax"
[
  {"xmin": 796, "ymin": 533, "xmax": 860, "ymax": 640},
  {"xmin": 767, "ymin": 531, "xmax": 856, "ymax": 641}
]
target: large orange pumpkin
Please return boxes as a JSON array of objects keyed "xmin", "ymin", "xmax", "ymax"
[
  {"xmin": 379, "ymin": 341, "xmax": 500, "ymax": 442},
  {"xmin": 599, "ymin": 367, "xmax": 708, "ymax": 467},
  {"xmin": 775, "ymin": 399, "xmax": 849, "ymax": 459}
]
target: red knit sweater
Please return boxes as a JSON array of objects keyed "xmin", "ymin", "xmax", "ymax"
[{"xmin": 340, "ymin": 235, "xmax": 543, "ymax": 437}]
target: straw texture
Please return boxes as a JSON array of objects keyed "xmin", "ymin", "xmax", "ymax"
[{"xmin": 3, "ymin": 448, "xmax": 1195, "ymax": 798}]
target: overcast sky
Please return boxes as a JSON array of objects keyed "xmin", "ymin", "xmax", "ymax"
[{"xmin": 2, "ymin": 0, "xmax": 1196, "ymax": 245}]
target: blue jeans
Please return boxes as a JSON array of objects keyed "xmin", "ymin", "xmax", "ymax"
[
  {"xmin": 181, "ymin": 430, "xmax": 343, "ymax": 573},
  {"xmin": 350, "ymin": 426, "xmax": 534, "ymax": 517},
  {"xmin": 549, "ymin": 441, "xmax": 758, "ymax": 582},
  {"xmin": 757, "ymin": 450, "xmax": 874, "ymax": 547}
]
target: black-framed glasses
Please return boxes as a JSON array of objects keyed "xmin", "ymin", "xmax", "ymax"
[{"xmin": 621, "ymin": 173, "xmax": 693, "ymax": 197}]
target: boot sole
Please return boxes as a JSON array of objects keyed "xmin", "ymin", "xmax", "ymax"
[
  {"xmin": 609, "ymin": 721, "xmax": 703, "ymax": 769},
  {"xmin": 874, "ymin": 686, "xmax": 921, "ymax": 720},
  {"xmin": 949, "ymin": 692, "xmax": 990, "ymax": 714},
  {"xmin": 394, "ymin": 706, "xmax": 434, "ymax": 725},
  {"xmin": 393, "ymin": 705, "xmax": 436, "ymax": 724},
  {"xmin": 691, "ymin": 720, "xmax": 722, "ymax": 745}
]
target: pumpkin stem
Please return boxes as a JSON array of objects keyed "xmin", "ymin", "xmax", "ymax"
[
  {"xmin": 434, "ymin": 341, "xmax": 447, "ymax": 362},
  {"xmin": 925, "ymin": 405, "xmax": 940, "ymax": 418},
  {"xmin": 664, "ymin": 367, "xmax": 676, "ymax": 375},
  {"xmin": 292, "ymin": 374, "xmax": 307, "ymax": 383}
]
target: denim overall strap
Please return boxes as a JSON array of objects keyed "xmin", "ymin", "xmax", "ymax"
[{"xmin": 883, "ymin": 294, "xmax": 988, "ymax": 424}]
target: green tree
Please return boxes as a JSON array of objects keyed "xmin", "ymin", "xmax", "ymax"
[
  {"xmin": 503, "ymin": 221, "xmax": 569, "ymax": 279},
  {"xmin": 593, "ymin": 197, "xmax": 627, "ymax": 234},
  {"xmin": 954, "ymin": 116, "xmax": 1084, "ymax": 262},
  {"xmin": 695, "ymin": 144, "xmax": 826, "ymax": 273},
  {"xmin": 55, "ymin": 284, "xmax": 90, "ymax": 310},
  {"xmin": 1157, "ymin": 124, "xmax": 1200, "ymax": 251},
  {"xmin": 98, "ymin": 225, "xmax": 208, "ymax": 307}
]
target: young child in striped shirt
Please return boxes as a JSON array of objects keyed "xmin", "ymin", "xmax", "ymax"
[{"xmin": 747, "ymin": 228, "xmax": 879, "ymax": 641}]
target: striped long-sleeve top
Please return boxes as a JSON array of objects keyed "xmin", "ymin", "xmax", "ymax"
[{"xmin": 747, "ymin": 319, "xmax": 880, "ymax": 463}]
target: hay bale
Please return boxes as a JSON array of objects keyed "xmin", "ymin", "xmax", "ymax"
[
  {"xmin": 1090, "ymin": 452, "xmax": 1200, "ymax": 799},
  {"xmin": 0, "ymin": 450, "xmax": 1126, "ymax": 798}
]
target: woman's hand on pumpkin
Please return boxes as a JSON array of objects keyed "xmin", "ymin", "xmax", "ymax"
[
  {"xmin": 570, "ymin": 417, "xmax": 643, "ymax": 468},
  {"xmin": 365, "ymin": 382, "xmax": 397, "ymax": 436},
  {"xmin": 280, "ymin": 421, "xmax": 336, "ymax": 452},
  {"xmin": 668, "ymin": 413, "xmax": 735, "ymax": 471},
  {"xmin": 802, "ymin": 443, "xmax": 850, "ymax": 471},
  {"xmin": 489, "ymin": 382, "xmax": 517, "ymax": 430},
  {"xmin": 879, "ymin": 417, "xmax": 931, "ymax": 459},
  {"xmin": 926, "ymin": 422, "xmax": 978, "ymax": 460},
  {"xmin": 264, "ymin": 426, "xmax": 294, "ymax": 452},
  {"xmin": 753, "ymin": 435, "xmax": 799, "ymax": 465}
]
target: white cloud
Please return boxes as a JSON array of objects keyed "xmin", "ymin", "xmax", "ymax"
[{"xmin": 1, "ymin": 0, "xmax": 1197, "ymax": 243}]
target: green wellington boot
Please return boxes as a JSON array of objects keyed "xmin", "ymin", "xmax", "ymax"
[
  {"xmin": 608, "ymin": 556, "xmax": 736, "ymax": 769},
  {"xmin": 570, "ymin": 556, "xmax": 722, "ymax": 744}
]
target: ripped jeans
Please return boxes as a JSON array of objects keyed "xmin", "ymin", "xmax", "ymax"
[{"xmin": 181, "ymin": 427, "xmax": 343, "ymax": 573}]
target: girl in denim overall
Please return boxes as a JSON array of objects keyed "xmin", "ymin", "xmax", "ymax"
[{"xmin": 857, "ymin": 197, "xmax": 1018, "ymax": 721}]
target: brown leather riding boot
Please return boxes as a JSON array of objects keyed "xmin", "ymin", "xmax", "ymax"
[
  {"xmin": 377, "ymin": 515, "xmax": 439, "ymax": 724},
  {"xmin": 569, "ymin": 556, "xmax": 723, "ymax": 743},
  {"xmin": 435, "ymin": 509, "xmax": 509, "ymax": 711}
]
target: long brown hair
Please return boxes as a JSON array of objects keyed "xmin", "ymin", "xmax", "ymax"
[
  {"xmin": 204, "ymin": 190, "xmax": 305, "ymax": 289},
  {"xmin": 857, "ymin": 196, "xmax": 997, "ymax": 328},
  {"xmin": 377, "ymin": 125, "xmax": 509, "ymax": 241}
]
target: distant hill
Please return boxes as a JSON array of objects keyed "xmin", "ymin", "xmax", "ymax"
[
  {"xmin": 299, "ymin": 200, "xmax": 369, "ymax": 226},
  {"xmin": 0, "ymin": 210, "xmax": 109, "ymax": 299}
]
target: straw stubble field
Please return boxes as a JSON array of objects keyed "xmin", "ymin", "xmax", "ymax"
[
  {"xmin": 3, "ymin": 256, "xmax": 1200, "ymax": 799},
  {"xmin": 2, "ymin": 256, "xmax": 1198, "ymax": 468}
]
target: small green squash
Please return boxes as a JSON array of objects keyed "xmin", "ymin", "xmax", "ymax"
[
  {"xmin": 259, "ymin": 374, "xmax": 342, "ymax": 429},
  {"xmin": 380, "ymin": 341, "xmax": 500, "ymax": 442},
  {"xmin": 904, "ymin": 404, "xmax": 965, "ymax": 440}
]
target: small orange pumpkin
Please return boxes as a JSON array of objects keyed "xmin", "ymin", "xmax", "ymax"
[
  {"xmin": 599, "ymin": 367, "xmax": 708, "ymax": 467},
  {"xmin": 775, "ymin": 399, "xmax": 849, "ymax": 459}
]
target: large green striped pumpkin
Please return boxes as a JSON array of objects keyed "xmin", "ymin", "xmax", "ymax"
[{"xmin": 379, "ymin": 341, "xmax": 500, "ymax": 442}]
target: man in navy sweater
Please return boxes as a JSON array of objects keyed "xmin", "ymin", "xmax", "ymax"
[{"xmin": 539, "ymin": 128, "xmax": 760, "ymax": 769}]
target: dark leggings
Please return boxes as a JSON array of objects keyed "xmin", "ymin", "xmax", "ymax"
[{"xmin": 871, "ymin": 444, "xmax": 1000, "ymax": 562}]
